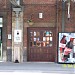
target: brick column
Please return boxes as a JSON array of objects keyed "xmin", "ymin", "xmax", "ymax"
[{"xmin": 6, "ymin": 10, "xmax": 12, "ymax": 62}]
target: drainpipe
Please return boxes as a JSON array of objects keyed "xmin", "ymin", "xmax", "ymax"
[
  {"xmin": 62, "ymin": 0, "xmax": 66, "ymax": 32},
  {"xmin": 55, "ymin": 0, "xmax": 58, "ymax": 63}
]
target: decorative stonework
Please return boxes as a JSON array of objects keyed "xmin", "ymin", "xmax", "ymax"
[
  {"xmin": 12, "ymin": 8, "xmax": 23, "ymax": 62},
  {"xmin": 24, "ymin": 23, "xmax": 55, "ymax": 27}
]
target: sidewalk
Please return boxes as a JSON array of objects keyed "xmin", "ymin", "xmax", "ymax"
[{"xmin": 0, "ymin": 62, "xmax": 74, "ymax": 74}]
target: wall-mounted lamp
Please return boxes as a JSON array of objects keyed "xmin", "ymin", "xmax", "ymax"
[
  {"xmin": 39, "ymin": 13, "xmax": 43, "ymax": 18},
  {"xmin": 63, "ymin": 0, "xmax": 75, "ymax": 2},
  {"xmin": 16, "ymin": 0, "xmax": 20, "ymax": 5},
  {"xmin": 9, "ymin": 0, "xmax": 22, "ymax": 7},
  {"xmin": 63, "ymin": 0, "xmax": 75, "ymax": 19}
]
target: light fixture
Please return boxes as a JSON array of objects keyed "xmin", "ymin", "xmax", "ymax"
[
  {"xmin": 63, "ymin": 0, "xmax": 75, "ymax": 2},
  {"xmin": 39, "ymin": 13, "xmax": 43, "ymax": 18},
  {"xmin": 9, "ymin": 0, "xmax": 22, "ymax": 7},
  {"xmin": 63, "ymin": 0, "xmax": 75, "ymax": 19},
  {"xmin": 16, "ymin": 0, "xmax": 20, "ymax": 5}
]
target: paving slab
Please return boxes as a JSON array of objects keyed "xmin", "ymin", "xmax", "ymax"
[{"xmin": 0, "ymin": 62, "xmax": 74, "ymax": 74}]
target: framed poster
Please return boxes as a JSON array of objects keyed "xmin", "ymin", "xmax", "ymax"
[
  {"xmin": 58, "ymin": 33, "xmax": 75, "ymax": 63},
  {"xmin": 14, "ymin": 30, "xmax": 22, "ymax": 42}
]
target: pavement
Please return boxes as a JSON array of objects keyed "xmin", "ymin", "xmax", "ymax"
[{"xmin": 0, "ymin": 62, "xmax": 74, "ymax": 74}]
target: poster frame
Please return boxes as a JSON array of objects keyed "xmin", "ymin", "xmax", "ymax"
[{"xmin": 58, "ymin": 32, "xmax": 75, "ymax": 64}]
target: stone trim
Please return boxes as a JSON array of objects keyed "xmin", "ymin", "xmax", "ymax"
[
  {"xmin": 24, "ymin": 23, "xmax": 56, "ymax": 27},
  {"xmin": 23, "ymin": 47, "xmax": 27, "ymax": 62}
]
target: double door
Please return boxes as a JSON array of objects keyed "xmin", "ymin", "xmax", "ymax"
[{"xmin": 27, "ymin": 27, "xmax": 56, "ymax": 62}]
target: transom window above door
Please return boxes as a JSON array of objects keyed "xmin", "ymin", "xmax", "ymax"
[{"xmin": 29, "ymin": 30, "xmax": 53, "ymax": 47}]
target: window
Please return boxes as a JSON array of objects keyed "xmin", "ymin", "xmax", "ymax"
[
  {"xmin": 30, "ymin": 31, "xmax": 40, "ymax": 47},
  {"xmin": 29, "ymin": 30, "xmax": 53, "ymax": 47},
  {"xmin": 43, "ymin": 31, "xmax": 53, "ymax": 47}
]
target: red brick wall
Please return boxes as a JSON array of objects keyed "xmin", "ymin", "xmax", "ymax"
[
  {"xmin": 24, "ymin": 4, "xmax": 56, "ymax": 23},
  {"xmin": 7, "ymin": 10, "xmax": 12, "ymax": 47},
  {"xmin": 23, "ymin": 0, "xmax": 57, "ymax": 62},
  {"xmin": 6, "ymin": 0, "xmax": 12, "ymax": 47},
  {"xmin": 23, "ymin": 2, "xmax": 57, "ymax": 47},
  {"xmin": 58, "ymin": 1, "xmax": 75, "ymax": 32},
  {"xmin": 0, "ymin": 0, "xmax": 7, "ymax": 9},
  {"xmin": 0, "ymin": 0, "xmax": 12, "ymax": 47},
  {"xmin": 23, "ymin": 0, "xmax": 56, "ymax": 4},
  {"xmin": 2, "ymin": 0, "xmax": 75, "ymax": 47},
  {"xmin": 65, "ymin": 2, "xmax": 75, "ymax": 32},
  {"xmin": 57, "ymin": 1, "xmax": 62, "ymax": 32},
  {"xmin": 0, "ymin": 0, "xmax": 11, "ymax": 10},
  {"xmin": 3, "ymin": 0, "xmax": 75, "ymax": 62}
]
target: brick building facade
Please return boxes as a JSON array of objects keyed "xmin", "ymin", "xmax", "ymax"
[{"xmin": 0, "ymin": 0, "xmax": 74, "ymax": 62}]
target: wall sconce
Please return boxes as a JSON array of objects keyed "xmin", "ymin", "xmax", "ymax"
[
  {"xmin": 16, "ymin": 0, "xmax": 20, "ymax": 5},
  {"xmin": 63, "ymin": 0, "xmax": 75, "ymax": 19},
  {"xmin": 9, "ymin": 0, "xmax": 21, "ymax": 7},
  {"xmin": 39, "ymin": 13, "xmax": 43, "ymax": 18},
  {"xmin": 63, "ymin": 0, "xmax": 75, "ymax": 2}
]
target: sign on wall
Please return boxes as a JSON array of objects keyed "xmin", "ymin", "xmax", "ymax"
[
  {"xmin": 8, "ymin": 34, "xmax": 12, "ymax": 40},
  {"xmin": 14, "ymin": 30, "xmax": 22, "ymax": 42}
]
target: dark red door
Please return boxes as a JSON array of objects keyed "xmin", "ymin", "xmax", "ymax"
[{"xmin": 27, "ymin": 27, "xmax": 56, "ymax": 62}]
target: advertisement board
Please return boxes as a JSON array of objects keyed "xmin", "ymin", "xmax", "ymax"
[{"xmin": 58, "ymin": 33, "xmax": 75, "ymax": 63}]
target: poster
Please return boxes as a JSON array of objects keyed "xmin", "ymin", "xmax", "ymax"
[
  {"xmin": 14, "ymin": 30, "xmax": 22, "ymax": 42},
  {"xmin": 58, "ymin": 33, "xmax": 75, "ymax": 63}
]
